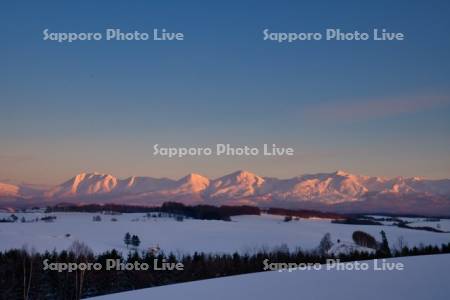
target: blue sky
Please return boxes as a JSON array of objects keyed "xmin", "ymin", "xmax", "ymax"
[{"xmin": 1, "ymin": 0, "xmax": 450, "ymax": 184}]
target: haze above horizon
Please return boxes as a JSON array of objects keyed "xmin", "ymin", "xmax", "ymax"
[{"xmin": 1, "ymin": 0, "xmax": 450, "ymax": 185}]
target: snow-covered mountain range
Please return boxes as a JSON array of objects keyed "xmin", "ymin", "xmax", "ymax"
[{"xmin": 1, "ymin": 170, "xmax": 450, "ymax": 215}]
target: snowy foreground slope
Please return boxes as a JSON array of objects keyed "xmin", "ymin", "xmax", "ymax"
[{"xmin": 88, "ymin": 254, "xmax": 450, "ymax": 300}]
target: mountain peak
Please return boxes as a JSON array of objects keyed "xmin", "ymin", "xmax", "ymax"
[
  {"xmin": 72, "ymin": 172, "xmax": 109, "ymax": 180},
  {"xmin": 5, "ymin": 171, "xmax": 450, "ymax": 216},
  {"xmin": 228, "ymin": 170, "xmax": 260, "ymax": 179},
  {"xmin": 219, "ymin": 170, "xmax": 265, "ymax": 186},
  {"xmin": 175, "ymin": 173, "xmax": 210, "ymax": 193},
  {"xmin": 335, "ymin": 170, "xmax": 351, "ymax": 177},
  {"xmin": 183, "ymin": 173, "xmax": 208, "ymax": 180},
  {"xmin": 46, "ymin": 172, "xmax": 119, "ymax": 197},
  {"xmin": 207, "ymin": 170, "xmax": 265, "ymax": 199}
]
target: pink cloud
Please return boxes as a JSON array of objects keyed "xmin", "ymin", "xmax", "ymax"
[{"xmin": 304, "ymin": 94, "xmax": 450, "ymax": 121}]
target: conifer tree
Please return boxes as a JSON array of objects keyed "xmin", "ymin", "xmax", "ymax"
[
  {"xmin": 131, "ymin": 235, "xmax": 141, "ymax": 248},
  {"xmin": 124, "ymin": 232, "xmax": 131, "ymax": 249},
  {"xmin": 378, "ymin": 230, "xmax": 392, "ymax": 257}
]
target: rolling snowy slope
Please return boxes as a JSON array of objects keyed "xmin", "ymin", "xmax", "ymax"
[{"xmin": 87, "ymin": 254, "xmax": 450, "ymax": 300}]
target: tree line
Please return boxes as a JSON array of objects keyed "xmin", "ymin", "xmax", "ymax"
[
  {"xmin": 1, "ymin": 237, "xmax": 450, "ymax": 300},
  {"xmin": 46, "ymin": 202, "xmax": 261, "ymax": 221}
]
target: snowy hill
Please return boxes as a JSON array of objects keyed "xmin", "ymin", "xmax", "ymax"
[
  {"xmin": 328, "ymin": 241, "xmax": 375, "ymax": 256},
  {"xmin": 88, "ymin": 254, "xmax": 450, "ymax": 300},
  {"xmin": 1, "ymin": 170, "xmax": 450, "ymax": 215}
]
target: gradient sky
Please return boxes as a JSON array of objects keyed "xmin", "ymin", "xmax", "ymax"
[{"xmin": 1, "ymin": 0, "xmax": 450, "ymax": 184}]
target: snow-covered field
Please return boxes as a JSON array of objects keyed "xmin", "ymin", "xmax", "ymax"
[
  {"xmin": 408, "ymin": 220, "xmax": 450, "ymax": 231},
  {"xmin": 88, "ymin": 254, "xmax": 450, "ymax": 300},
  {"xmin": 0, "ymin": 212, "xmax": 449, "ymax": 254},
  {"xmin": 366, "ymin": 215, "xmax": 450, "ymax": 231}
]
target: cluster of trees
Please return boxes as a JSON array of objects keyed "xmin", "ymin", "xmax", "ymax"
[
  {"xmin": 0, "ymin": 214, "xmax": 57, "ymax": 223},
  {"xmin": 352, "ymin": 231, "xmax": 378, "ymax": 249},
  {"xmin": 46, "ymin": 202, "xmax": 261, "ymax": 221},
  {"xmin": 284, "ymin": 216, "xmax": 293, "ymax": 222},
  {"xmin": 352, "ymin": 230, "xmax": 391, "ymax": 257},
  {"xmin": 396, "ymin": 220, "xmax": 445, "ymax": 233},
  {"xmin": 334, "ymin": 216, "xmax": 447, "ymax": 233},
  {"xmin": 124, "ymin": 233, "xmax": 141, "ymax": 248},
  {"xmin": 332, "ymin": 217, "xmax": 383, "ymax": 226},
  {"xmin": 0, "ymin": 214, "xmax": 18, "ymax": 223},
  {"xmin": 267, "ymin": 208, "xmax": 345, "ymax": 220},
  {"xmin": 1, "ymin": 239, "xmax": 450, "ymax": 299},
  {"xmin": 351, "ymin": 230, "xmax": 393, "ymax": 257},
  {"xmin": 158, "ymin": 202, "xmax": 260, "ymax": 221}
]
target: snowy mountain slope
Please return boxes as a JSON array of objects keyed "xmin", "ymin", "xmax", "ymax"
[
  {"xmin": 0, "ymin": 182, "xmax": 19, "ymax": 197},
  {"xmin": 40, "ymin": 170, "xmax": 450, "ymax": 203},
  {"xmin": 2, "ymin": 170, "xmax": 450, "ymax": 214},
  {"xmin": 44, "ymin": 172, "xmax": 210, "ymax": 198},
  {"xmin": 206, "ymin": 170, "xmax": 265, "ymax": 199},
  {"xmin": 171, "ymin": 173, "xmax": 210, "ymax": 194},
  {"xmin": 266, "ymin": 171, "xmax": 370, "ymax": 203},
  {"xmin": 0, "ymin": 181, "xmax": 48, "ymax": 198},
  {"xmin": 45, "ymin": 173, "xmax": 120, "ymax": 197},
  {"xmin": 115, "ymin": 176, "xmax": 176, "ymax": 194},
  {"xmin": 88, "ymin": 254, "xmax": 450, "ymax": 300}
]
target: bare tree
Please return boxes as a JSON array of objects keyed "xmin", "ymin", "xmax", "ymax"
[
  {"xmin": 21, "ymin": 245, "xmax": 36, "ymax": 300},
  {"xmin": 318, "ymin": 232, "xmax": 334, "ymax": 255},
  {"xmin": 394, "ymin": 236, "xmax": 408, "ymax": 253},
  {"xmin": 68, "ymin": 240, "xmax": 93, "ymax": 300}
]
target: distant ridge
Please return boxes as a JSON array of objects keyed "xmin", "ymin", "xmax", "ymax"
[{"xmin": 1, "ymin": 170, "xmax": 450, "ymax": 215}]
